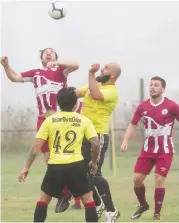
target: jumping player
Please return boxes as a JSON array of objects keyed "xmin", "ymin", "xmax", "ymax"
[
  {"xmin": 55, "ymin": 63, "xmax": 121, "ymax": 222},
  {"xmin": 0, "ymin": 48, "xmax": 79, "ymax": 178},
  {"xmin": 76, "ymin": 63, "xmax": 121, "ymax": 222}
]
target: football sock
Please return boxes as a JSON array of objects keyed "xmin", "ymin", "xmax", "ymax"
[
  {"xmin": 89, "ymin": 173, "xmax": 101, "ymax": 207},
  {"xmin": 94, "ymin": 176, "xmax": 115, "ymax": 212},
  {"xmin": 34, "ymin": 201, "xmax": 47, "ymax": 222},
  {"xmin": 134, "ymin": 184, "xmax": 148, "ymax": 207},
  {"xmin": 154, "ymin": 188, "xmax": 165, "ymax": 215},
  {"xmin": 74, "ymin": 197, "xmax": 81, "ymax": 205},
  {"xmin": 93, "ymin": 187, "xmax": 101, "ymax": 206},
  {"xmin": 84, "ymin": 201, "xmax": 98, "ymax": 222}
]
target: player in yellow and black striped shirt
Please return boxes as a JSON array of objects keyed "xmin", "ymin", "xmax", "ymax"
[{"xmin": 33, "ymin": 87, "xmax": 100, "ymax": 223}]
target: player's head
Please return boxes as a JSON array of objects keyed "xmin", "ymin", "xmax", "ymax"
[
  {"xmin": 96, "ymin": 62, "xmax": 121, "ymax": 84},
  {"xmin": 150, "ymin": 76, "xmax": 166, "ymax": 98},
  {"xmin": 57, "ymin": 87, "xmax": 77, "ymax": 111},
  {"xmin": 40, "ymin": 48, "xmax": 58, "ymax": 67}
]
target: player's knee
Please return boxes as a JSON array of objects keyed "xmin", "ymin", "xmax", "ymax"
[
  {"xmin": 155, "ymin": 173, "xmax": 165, "ymax": 188},
  {"xmin": 133, "ymin": 173, "xmax": 144, "ymax": 187},
  {"xmin": 80, "ymin": 191, "xmax": 94, "ymax": 206},
  {"xmin": 39, "ymin": 191, "xmax": 52, "ymax": 205}
]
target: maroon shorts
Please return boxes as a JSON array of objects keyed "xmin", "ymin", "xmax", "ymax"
[
  {"xmin": 37, "ymin": 116, "xmax": 49, "ymax": 153},
  {"xmin": 134, "ymin": 151, "xmax": 173, "ymax": 177}
]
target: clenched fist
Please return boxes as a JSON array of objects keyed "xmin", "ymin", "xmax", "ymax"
[
  {"xmin": 1, "ymin": 56, "xmax": 9, "ymax": 67},
  {"xmin": 89, "ymin": 64, "xmax": 100, "ymax": 74}
]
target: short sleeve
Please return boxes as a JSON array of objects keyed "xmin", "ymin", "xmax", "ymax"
[
  {"xmin": 36, "ymin": 119, "xmax": 49, "ymax": 140},
  {"xmin": 131, "ymin": 104, "xmax": 142, "ymax": 125},
  {"xmin": 84, "ymin": 119, "xmax": 98, "ymax": 140},
  {"xmin": 20, "ymin": 69, "xmax": 36, "ymax": 82},
  {"xmin": 79, "ymin": 85, "xmax": 89, "ymax": 97},
  {"xmin": 100, "ymin": 88, "xmax": 118, "ymax": 102}
]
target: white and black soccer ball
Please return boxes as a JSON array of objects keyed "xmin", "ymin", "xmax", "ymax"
[{"xmin": 48, "ymin": 1, "xmax": 68, "ymax": 20}]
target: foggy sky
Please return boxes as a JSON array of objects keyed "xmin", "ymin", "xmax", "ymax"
[{"xmin": 1, "ymin": 1, "xmax": 179, "ymax": 110}]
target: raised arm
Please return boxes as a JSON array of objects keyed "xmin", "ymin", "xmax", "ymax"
[
  {"xmin": 75, "ymin": 85, "xmax": 89, "ymax": 99},
  {"xmin": 88, "ymin": 64, "xmax": 104, "ymax": 101},
  {"xmin": 55, "ymin": 60, "xmax": 79, "ymax": 73},
  {"xmin": 75, "ymin": 89, "xmax": 84, "ymax": 98},
  {"xmin": 46, "ymin": 60, "xmax": 79, "ymax": 76},
  {"xmin": 1, "ymin": 56, "xmax": 24, "ymax": 82}
]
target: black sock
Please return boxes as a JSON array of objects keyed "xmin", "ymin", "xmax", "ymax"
[
  {"xmin": 89, "ymin": 173, "xmax": 101, "ymax": 207},
  {"xmin": 93, "ymin": 187, "xmax": 101, "ymax": 206},
  {"xmin": 94, "ymin": 176, "xmax": 115, "ymax": 212},
  {"xmin": 34, "ymin": 201, "xmax": 47, "ymax": 222},
  {"xmin": 85, "ymin": 201, "xmax": 98, "ymax": 222}
]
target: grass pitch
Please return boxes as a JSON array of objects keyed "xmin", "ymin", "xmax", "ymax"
[{"xmin": 1, "ymin": 151, "xmax": 179, "ymax": 222}]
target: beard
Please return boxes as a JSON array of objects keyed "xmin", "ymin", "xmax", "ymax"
[
  {"xmin": 96, "ymin": 75, "xmax": 110, "ymax": 83},
  {"xmin": 150, "ymin": 93, "xmax": 160, "ymax": 99}
]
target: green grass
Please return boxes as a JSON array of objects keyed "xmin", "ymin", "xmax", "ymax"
[{"xmin": 1, "ymin": 151, "xmax": 179, "ymax": 222}]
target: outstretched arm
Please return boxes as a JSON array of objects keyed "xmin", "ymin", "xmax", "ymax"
[{"xmin": 1, "ymin": 56, "xmax": 24, "ymax": 82}]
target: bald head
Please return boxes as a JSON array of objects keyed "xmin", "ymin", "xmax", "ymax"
[
  {"xmin": 107, "ymin": 62, "xmax": 121, "ymax": 78},
  {"xmin": 96, "ymin": 62, "xmax": 121, "ymax": 84}
]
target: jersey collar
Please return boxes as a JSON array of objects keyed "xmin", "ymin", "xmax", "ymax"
[
  {"xmin": 150, "ymin": 97, "xmax": 165, "ymax": 107},
  {"xmin": 43, "ymin": 67, "xmax": 57, "ymax": 71}
]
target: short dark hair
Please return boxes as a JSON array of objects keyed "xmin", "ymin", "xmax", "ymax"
[
  {"xmin": 57, "ymin": 87, "xmax": 77, "ymax": 111},
  {"xmin": 151, "ymin": 76, "xmax": 166, "ymax": 88},
  {"xmin": 40, "ymin": 48, "xmax": 58, "ymax": 60}
]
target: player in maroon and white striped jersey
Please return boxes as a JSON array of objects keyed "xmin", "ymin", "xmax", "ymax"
[
  {"xmin": 121, "ymin": 76, "xmax": 179, "ymax": 220},
  {"xmin": 1, "ymin": 48, "xmax": 79, "ymax": 176}
]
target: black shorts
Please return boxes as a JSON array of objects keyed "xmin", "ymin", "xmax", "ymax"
[
  {"xmin": 82, "ymin": 134, "xmax": 109, "ymax": 175},
  {"xmin": 41, "ymin": 160, "xmax": 92, "ymax": 198}
]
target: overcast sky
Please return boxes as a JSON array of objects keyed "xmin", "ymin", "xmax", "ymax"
[{"xmin": 1, "ymin": 1, "xmax": 179, "ymax": 110}]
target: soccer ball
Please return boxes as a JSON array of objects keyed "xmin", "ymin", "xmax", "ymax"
[{"xmin": 48, "ymin": 1, "xmax": 67, "ymax": 20}]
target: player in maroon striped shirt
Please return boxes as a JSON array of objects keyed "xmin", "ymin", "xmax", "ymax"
[
  {"xmin": 121, "ymin": 76, "xmax": 179, "ymax": 220},
  {"xmin": 1, "ymin": 48, "xmax": 79, "ymax": 175}
]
